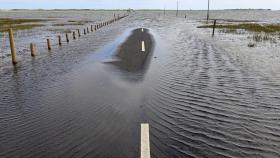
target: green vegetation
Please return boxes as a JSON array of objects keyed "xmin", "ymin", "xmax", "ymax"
[
  {"xmin": 68, "ymin": 20, "xmax": 92, "ymax": 23},
  {"xmin": 250, "ymin": 34, "xmax": 277, "ymax": 42},
  {"xmin": 53, "ymin": 23, "xmax": 83, "ymax": 26},
  {"xmin": 46, "ymin": 28, "xmax": 72, "ymax": 34},
  {"xmin": 0, "ymin": 18, "xmax": 47, "ymax": 32},
  {"xmin": 198, "ymin": 23, "xmax": 280, "ymax": 33},
  {"xmin": 53, "ymin": 20, "xmax": 91, "ymax": 26},
  {"xmin": 198, "ymin": 22, "xmax": 280, "ymax": 45},
  {"xmin": 7, "ymin": 9, "xmax": 127, "ymax": 11},
  {"xmin": 0, "ymin": 18, "xmax": 47, "ymax": 25},
  {"xmin": 64, "ymin": 29, "xmax": 72, "ymax": 33},
  {"xmin": 0, "ymin": 24, "xmax": 45, "ymax": 32}
]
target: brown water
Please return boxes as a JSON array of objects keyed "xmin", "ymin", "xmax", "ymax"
[{"xmin": 1, "ymin": 10, "xmax": 280, "ymax": 158}]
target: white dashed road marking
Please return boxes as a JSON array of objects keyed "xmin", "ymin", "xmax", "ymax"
[
  {"xmin": 141, "ymin": 124, "xmax": 150, "ymax": 158},
  {"xmin": 141, "ymin": 41, "xmax": 145, "ymax": 52}
]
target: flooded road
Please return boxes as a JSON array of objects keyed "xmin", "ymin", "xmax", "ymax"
[{"xmin": 1, "ymin": 11, "xmax": 280, "ymax": 158}]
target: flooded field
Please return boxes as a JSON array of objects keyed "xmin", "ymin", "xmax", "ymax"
[{"xmin": 1, "ymin": 10, "xmax": 280, "ymax": 158}]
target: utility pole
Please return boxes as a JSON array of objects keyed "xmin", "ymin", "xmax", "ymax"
[
  {"xmin": 176, "ymin": 0, "xmax": 179, "ymax": 16},
  {"xmin": 207, "ymin": 0, "xmax": 210, "ymax": 23}
]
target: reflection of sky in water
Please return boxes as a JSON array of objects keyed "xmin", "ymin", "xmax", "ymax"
[{"xmin": 90, "ymin": 28, "xmax": 133, "ymax": 62}]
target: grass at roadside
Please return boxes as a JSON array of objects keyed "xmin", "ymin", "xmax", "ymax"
[
  {"xmin": 0, "ymin": 18, "xmax": 48, "ymax": 32},
  {"xmin": 198, "ymin": 23, "xmax": 280, "ymax": 33},
  {"xmin": 52, "ymin": 20, "xmax": 91, "ymax": 26},
  {"xmin": 198, "ymin": 22, "xmax": 280, "ymax": 45}
]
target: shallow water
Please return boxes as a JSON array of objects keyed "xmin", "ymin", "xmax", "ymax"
[{"xmin": 1, "ymin": 11, "xmax": 280, "ymax": 158}]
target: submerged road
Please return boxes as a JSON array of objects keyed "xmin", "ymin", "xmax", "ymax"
[
  {"xmin": 0, "ymin": 27, "xmax": 156, "ymax": 158},
  {"xmin": 1, "ymin": 12, "xmax": 280, "ymax": 158},
  {"xmin": 111, "ymin": 28, "xmax": 153, "ymax": 73}
]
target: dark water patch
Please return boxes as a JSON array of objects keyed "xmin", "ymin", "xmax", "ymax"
[
  {"xmin": 112, "ymin": 28, "xmax": 154, "ymax": 71},
  {"xmin": 106, "ymin": 28, "xmax": 154, "ymax": 82}
]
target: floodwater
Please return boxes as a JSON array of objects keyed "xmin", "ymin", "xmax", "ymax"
[{"xmin": 1, "ymin": 10, "xmax": 280, "ymax": 158}]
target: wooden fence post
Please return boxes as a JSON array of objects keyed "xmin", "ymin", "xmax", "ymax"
[
  {"xmin": 47, "ymin": 39, "xmax": 51, "ymax": 50},
  {"xmin": 73, "ymin": 31, "xmax": 76, "ymax": 39},
  {"xmin": 77, "ymin": 29, "xmax": 81, "ymax": 37},
  {"xmin": 58, "ymin": 35, "xmax": 62, "ymax": 46},
  {"xmin": 212, "ymin": 20, "xmax": 217, "ymax": 37},
  {"xmin": 30, "ymin": 43, "xmax": 35, "ymax": 57},
  {"xmin": 207, "ymin": 0, "xmax": 210, "ymax": 24},
  {"xmin": 8, "ymin": 28, "xmax": 17, "ymax": 65},
  {"xmin": 66, "ymin": 33, "xmax": 69, "ymax": 43}
]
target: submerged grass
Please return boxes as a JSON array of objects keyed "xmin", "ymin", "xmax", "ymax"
[
  {"xmin": 198, "ymin": 23, "xmax": 280, "ymax": 33},
  {"xmin": 0, "ymin": 18, "xmax": 47, "ymax": 32},
  {"xmin": 53, "ymin": 23, "xmax": 83, "ymax": 26},
  {"xmin": 0, "ymin": 18, "xmax": 47, "ymax": 25},
  {"xmin": 198, "ymin": 22, "xmax": 280, "ymax": 45},
  {"xmin": 53, "ymin": 20, "xmax": 91, "ymax": 26},
  {"xmin": 0, "ymin": 24, "xmax": 45, "ymax": 32}
]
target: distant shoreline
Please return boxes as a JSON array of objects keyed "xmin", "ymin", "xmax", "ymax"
[
  {"xmin": 0, "ymin": 9, "xmax": 274, "ymax": 12},
  {"xmin": 0, "ymin": 9, "xmax": 127, "ymax": 11},
  {"xmin": 224, "ymin": 9, "xmax": 271, "ymax": 11}
]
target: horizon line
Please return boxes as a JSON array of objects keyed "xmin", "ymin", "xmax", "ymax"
[{"xmin": 0, "ymin": 8, "xmax": 274, "ymax": 11}]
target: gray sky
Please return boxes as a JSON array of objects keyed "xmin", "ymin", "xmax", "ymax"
[{"xmin": 0, "ymin": 0, "xmax": 279, "ymax": 10}]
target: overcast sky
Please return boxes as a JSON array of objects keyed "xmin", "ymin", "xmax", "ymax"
[{"xmin": 0, "ymin": 0, "xmax": 279, "ymax": 10}]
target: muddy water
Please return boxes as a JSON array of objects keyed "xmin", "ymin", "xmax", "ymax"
[{"xmin": 1, "ymin": 11, "xmax": 280, "ymax": 158}]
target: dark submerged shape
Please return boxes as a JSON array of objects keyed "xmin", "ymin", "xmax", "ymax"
[
  {"xmin": 108, "ymin": 28, "xmax": 154, "ymax": 82},
  {"xmin": 113, "ymin": 28, "xmax": 154, "ymax": 72}
]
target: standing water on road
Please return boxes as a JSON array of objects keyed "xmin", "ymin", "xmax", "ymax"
[{"xmin": 1, "ymin": 10, "xmax": 280, "ymax": 158}]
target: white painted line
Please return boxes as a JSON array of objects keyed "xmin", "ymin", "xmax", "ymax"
[
  {"xmin": 142, "ymin": 41, "xmax": 145, "ymax": 52},
  {"xmin": 141, "ymin": 124, "xmax": 150, "ymax": 158},
  {"xmin": 142, "ymin": 28, "xmax": 144, "ymax": 32}
]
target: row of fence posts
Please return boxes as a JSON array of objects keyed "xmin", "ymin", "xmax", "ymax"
[{"xmin": 7, "ymin": 14, "xmax": 129, "ymax": 65}]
